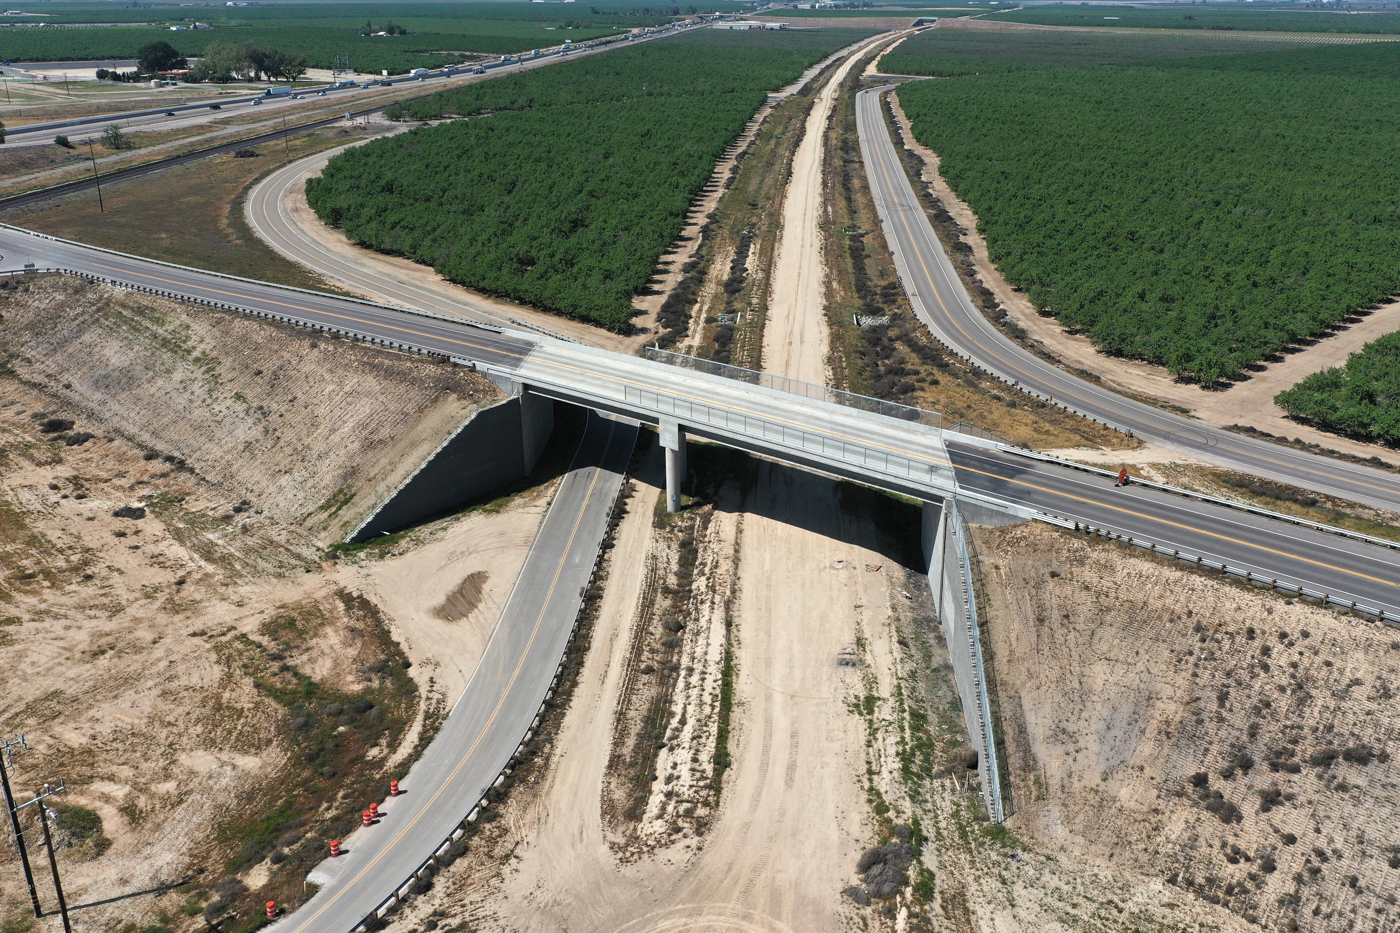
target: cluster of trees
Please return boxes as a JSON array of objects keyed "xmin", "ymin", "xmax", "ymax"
[
  {"xmin": 1275, "ymin": 333, "xmax": 1400, "ymax": 446},
  {"xmin": 361, "ymin": 20, "xmax": 409, "ymax": 36},
  {"xmin": 188, "ymin": 41, "xmax": 307, "ymax": 83},
  {"xmin": 310, "ymin": 30, "xmax": 875, "ymax": 330},
  {"xmin": 896, "ymin": 43, "xmax": 1400, "ymax": 383}
]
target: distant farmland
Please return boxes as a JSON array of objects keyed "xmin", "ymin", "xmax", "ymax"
[
  {"xmin": 307, "ymin": 28, "xmax": 880, "ymax": 331},
  {"xmin": 0, "ymin": 0, "xmax": 746, "ymax": 72}
]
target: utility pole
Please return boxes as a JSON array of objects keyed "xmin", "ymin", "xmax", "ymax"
[
  {"xmin": 283, "ymin": 113, "xmax": 289, "ymax": 161},
  {"xmin": 87, "ymin": 138, "xmax": 105, "ymax": 213},
  {"xmin": 20, "ymin": 782, "xmax": 71, "ymax": 933},
  {"xmin": 0, "ymin": 735, "xmax": 42, "ymax": 918}
]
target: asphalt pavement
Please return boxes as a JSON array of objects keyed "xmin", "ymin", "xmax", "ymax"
[
  {"xmin": 950, "ymin": 442, "xmax": 1400, "ymax": 616},
  {"xmin": 855, "ymin": 85, "xmax": 1400, "ymax": 516},
  {"xmin": 278, "ymin": 411, "xmax": 636, "ymax": 933}
]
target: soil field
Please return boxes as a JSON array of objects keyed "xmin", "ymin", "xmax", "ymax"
[
  {"xmin": 977, "ymin": 521, "xmax": 1400, "ymax": 932},
  {"xmin": 0, "ymin": 275, "xmax": 573, "ymax": 933}
]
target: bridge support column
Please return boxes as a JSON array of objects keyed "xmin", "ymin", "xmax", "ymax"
[{"xmin": 661, "ymin": 419, "xmax": 687, "ymax": 513}]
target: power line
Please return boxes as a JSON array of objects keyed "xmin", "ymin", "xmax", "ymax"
[
  {"xmin": 18, "ymin": 780, "xmax": 71, "ymax": 933},
  {"xmin": 0, "ymin": 735, "xmax": 42, "ymax": 918}
]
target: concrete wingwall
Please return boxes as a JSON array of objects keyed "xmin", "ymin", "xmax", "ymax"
[
  {"xmin": 346, "ymin": 391, "xmax": 555, "ymax": 544},
  {"xmin": 923, "ymin": 498, "xmax": 1006, "ymax": 822}
]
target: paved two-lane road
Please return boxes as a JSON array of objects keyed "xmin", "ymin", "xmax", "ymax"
[
  {"xmin": 281, "ymin": 411, "xmax": 636, "ymax": 933},
  {"xmin": 856, "ymin": 85, "xmax": 1400, "ymax": 516}
]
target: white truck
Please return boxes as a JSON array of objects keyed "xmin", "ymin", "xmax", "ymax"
[{"xmin": 410, "ymin": 68, "xmax": 430, "ymax": 77}]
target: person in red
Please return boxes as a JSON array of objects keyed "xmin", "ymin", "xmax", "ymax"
[{"xmin": 1116, "ymin": 466, "xmax": 1129, "ymax": 487}]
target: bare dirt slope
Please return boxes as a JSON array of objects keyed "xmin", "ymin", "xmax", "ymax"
[
  {"xmin": 0, "ymin": 275, "xmax": 551, "ymax": 932},
  {"xmin": 886, "ymin": 93, "xmax": 1400, "ymax": 464},
  {"xmin": 976, "ymin": 521, "xmax": 1400, "ymax": 932},
  {"xmin": 0, "ymin": 275, "xmax": 497, "ymax": 544}
]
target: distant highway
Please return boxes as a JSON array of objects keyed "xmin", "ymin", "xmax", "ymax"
[
  {"xmin": 2, "ymin": 22, "xmax": 701, "ymax": 142},
  {"xmin": 855, "ymin": 85, "xmax": 1400, "ymax": 516}
]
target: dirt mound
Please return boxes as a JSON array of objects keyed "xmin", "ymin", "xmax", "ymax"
[
  {"xmin": 0, "ymin": 274, "xmax": 499, "ymax": 543},
  {"xmin": 976, "ymin": 522, "xmax": 1400, "ymax": 931}
]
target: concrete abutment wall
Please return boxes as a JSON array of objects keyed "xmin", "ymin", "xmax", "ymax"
[
  {"xmin": 923, "ymin": 497, "xmax": 1008, "ymax": 822},
  {"xmin": 346, "ymin": 388, "xmax": 556, "ymax": 544}
]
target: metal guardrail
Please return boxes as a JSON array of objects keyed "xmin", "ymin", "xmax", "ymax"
[
  {"xmin": 1034, "ymin": 510, "xmax": 1398, "ymax": 626},
  {"xmin": 351, "ymin": 468, "xmax": 633, "ymax": 930},
  {"xmin": 1003, "ymin": 446, "xmax": 1400, "ymax": 554},
  {"xmin": 945, "ymin": 419, "xmax": 1011, "ymax": 446},
  {"xmin": 645, "ymin": 346, "xmax": 944, "ymax": 429}
]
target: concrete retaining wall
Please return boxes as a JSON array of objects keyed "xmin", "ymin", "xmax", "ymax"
[
  {"xmin": 347, "ymin": 392, "xmax": 555, "ymax": 543},
  {"xmin": 923, "ymin": 498, "xmax": 1006, "ymax": 822}
]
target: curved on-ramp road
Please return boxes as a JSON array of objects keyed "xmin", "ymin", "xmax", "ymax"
[
  {"xmin": 289, "ymin": 411, "xmax": 635, "ymax": 933},
  {"xmin": 855, "ymin": 85, "xmax": 1400, "ymax": 517}
]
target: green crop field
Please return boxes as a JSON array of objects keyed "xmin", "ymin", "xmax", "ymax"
[
  {"xmin": 306, "ymin": 28, "xmax": 879, "ymax": 331},
  {"xmin": 986, "ymin": 5, "xmax": 1400, "ymax": 34},
  {"xmin": 895, "ymin": 43, "xmax": 1400, "ymax": 384},
  {"xmin": 880, "ymin": 24, "xmax": 1312, "ymax": 74},
  {"xmin": 0, "ymin": 1, "xmax": 750, "ymax": 71},
  {"xmin": 773, "ymin": 8, "xmax": 979, "ymax": 16},
  {"xmin": 1276, "ymin": 334, "xmax": 1400, "ymax": 445}
]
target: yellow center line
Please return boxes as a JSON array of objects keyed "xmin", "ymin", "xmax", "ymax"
[
  {"xmin": 93, "ymin": 238, "xmax": 1399, "ymax": 594},
  {"xmin": 862, "ymin": 90, "xmax": 1400, "ymax": 501},
  {"xmin": 951, "ymin": 455, "xmax": 1400, "ymax": 592},
  {"xmin": 292, "ymin": 419, "xmax": 614, "ymax": 933}
]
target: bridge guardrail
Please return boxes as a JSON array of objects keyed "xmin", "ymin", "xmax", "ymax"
[
  {"xmin": 646, "ymin": 345, "xmax": 944, "ymax": 430},
  {"xmin": 621, "ymin": 382, "xmax": 955, "ymax": 490}
]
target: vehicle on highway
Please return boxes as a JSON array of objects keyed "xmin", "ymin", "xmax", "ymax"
[
  {"xmin": 318, "ymin": 90, "xmax": 326, "ymax": 96},
  {"xmin": 500, "ymin": 54, "xmax": 514, "ymax": 64},
  {"xmin": 262, "ymin": 85, "xmax": 292, "ymax": 98},
  {"xmin": 334, "ymin": 79, "xmax": 355, "ymax": 88},
  {"xmin": 208, "ymin": 103, "xmax": 221, "ymax": 110},
  {"xmin": 164, "ymin": 110, "xmax": 175, "ymax": 116},
  {"xmin": 294, "ymin": 94, "xmax": 304, "ymax": 99},
  {"xmin": 251, "ymin": 98, "xmax": 261, "ymax": 105},
  {"xmin": 378, "ymin": 80, "xmax": 391, "ymax": 87},
  {"xmin": 473, "ymin": 66, "xmax": 486, "ymax": 74},
  {"xmin": 409, "ymin": 67, "xmax": 429, "ymax": 77}
]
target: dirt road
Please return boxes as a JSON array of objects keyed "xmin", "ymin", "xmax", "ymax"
[
  {"xmin": 762, "ymin": 37, "xmax": 886, "ymax": 382},
  {"xmin": 479, "ymin": 465, "xmax": 892, "ymax": 932}
]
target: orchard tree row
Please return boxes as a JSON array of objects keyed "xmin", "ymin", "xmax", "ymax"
[
  {"xmin": 1276, "ymin": 333, "xmax": 1400, "ymax": 446},
  {"xmin": 308, "ymin": 29, "xmax": 878, "ymax": 331},
  {"xmin": 895, "ymin": 43, "xmax": 1400, "ymax": 384}
]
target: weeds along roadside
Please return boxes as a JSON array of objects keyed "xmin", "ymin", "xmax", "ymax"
[
  {"xmin": 835, "ymin": 486, "xmax": 1016, "ymax": 931},
  {"xmin": 822, "ymin": 72, "xmax": 1130, "ymax": 450},
  {"xmin": 668, "ymin": 61, "xmax": 847, "ymax": 367}
]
